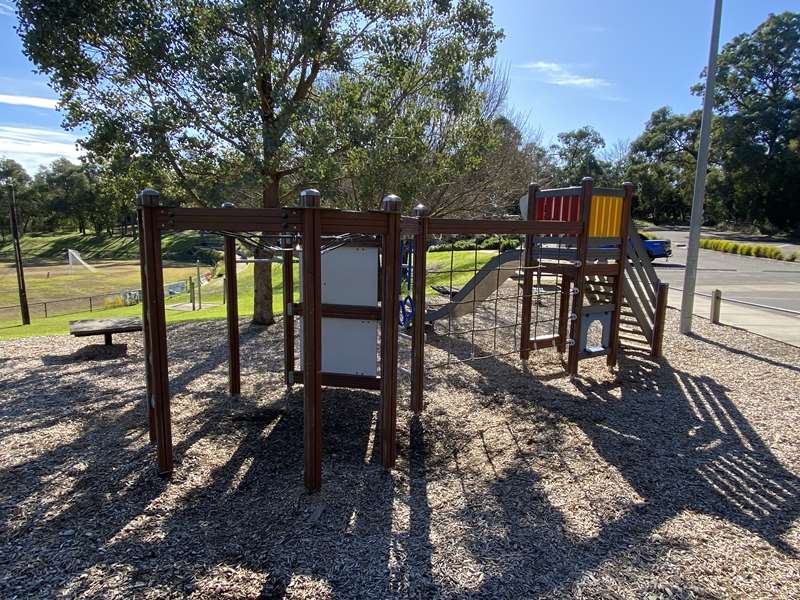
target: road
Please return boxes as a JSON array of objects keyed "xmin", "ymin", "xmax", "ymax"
[{"xmin": 646, "ymin": 227, "xmax": 800, "ymax": 347}]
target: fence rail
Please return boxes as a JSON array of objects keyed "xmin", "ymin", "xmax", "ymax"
[
  {"xmin": 670, "ymin": 285, "xmax": 800, "ymax": 317},
  {"xmin": 0, "ymin": 280, "xmax": 188, "ymax": 324}
]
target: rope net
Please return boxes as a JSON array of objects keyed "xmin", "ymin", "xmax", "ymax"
[{"xmin": 421, "ymin": 232, "xmax": 577, "ymax": 370}]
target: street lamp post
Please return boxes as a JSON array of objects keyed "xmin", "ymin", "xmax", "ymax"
[{"xmin": 681, "ymin": 0, "xmax": 723, "ymax": 334}]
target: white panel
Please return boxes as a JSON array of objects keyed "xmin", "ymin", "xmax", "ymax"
[
  {"xmin": 321, "ymin": 318, "xmax": 378, "ymax": 376},
  {"xmin": 299, "ymin": 245, "xmax": 379, "ymax": 377},
  {"xmin": 321, "ymin": 245, "xmax": 378, "ymax": 306}
]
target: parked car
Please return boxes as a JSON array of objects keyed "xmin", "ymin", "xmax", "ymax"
[{"xmin": 641, "ymin": 234, "xmax": 672, "ymax": 260}]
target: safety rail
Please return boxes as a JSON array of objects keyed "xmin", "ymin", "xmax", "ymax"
[{"xmin": 623, "ymin": 223, "xmax": 669, "ymax": 357}]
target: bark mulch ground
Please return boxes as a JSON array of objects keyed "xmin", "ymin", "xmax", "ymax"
[{"xmin": 1, "ymin": 309, "xmax": 798, "ymax": 599}]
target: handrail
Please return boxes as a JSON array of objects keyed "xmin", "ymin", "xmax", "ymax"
[{"xmin": 670, "ymin": 286, "xmax": 800, "ymax": 317}]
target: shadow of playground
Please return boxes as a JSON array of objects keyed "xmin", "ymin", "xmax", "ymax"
[
  {"xmin": 423, "ymin": 334, "xmax": 799, "ymax": 596},
  {"xmin": 0, "ymin": 324, "xmax": 798, "ymax": 598}
]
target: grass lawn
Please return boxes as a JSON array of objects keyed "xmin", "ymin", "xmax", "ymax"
[
  {"xmin": 0, "ymin": 230, "xmax": 210, "ymax": 263},
  {"xmin": 0, "ymin": 250, "xmax": 498, "ymax": 339},
  {"xmin": 0, "ymin": 260, "xmax": 199, "ymax": 307}
]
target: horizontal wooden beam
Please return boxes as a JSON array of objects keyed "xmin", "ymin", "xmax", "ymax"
[
  {"xmin": 428, "ymin": 219, "xmax": 581, "ymax": 236},
  {"xmin": 291, "ymin": 371, "xmax": 381, "ymax": 391},
  {"xmin": 528, "ymin": 334, "xmax": 559, "ymax": 350},
  {"xmin": 319, "ymin": 210, "xmax": 388, "ymax": 235},
  {"xmin": 156, "ymin": 207, "xmax": 302, "ymax": 232},
  {"xmin": 292, "ymin": 303, "xmax": 381, "ymax": 320}
]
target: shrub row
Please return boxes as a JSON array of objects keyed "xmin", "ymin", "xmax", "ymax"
[
  {"xmin": 429, "ymin": 235, "xmax": 521, "ymax": 253},
  {"xmin": 699, "ymin": 238, "xmax": 797, "ymax": 261}
]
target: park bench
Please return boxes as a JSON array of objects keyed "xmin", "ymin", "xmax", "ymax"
[{"xmin": 69, "ymin": 317, "xmax": 143, "ymax": 346}]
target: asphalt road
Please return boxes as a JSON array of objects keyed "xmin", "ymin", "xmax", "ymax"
[
  {"xmin": 649, "ymin": 227, "xmax": 800, "ymax": 312},
  {"xmin": 644, "ymin": 227, "xmax": 800, "ymax": 346}
]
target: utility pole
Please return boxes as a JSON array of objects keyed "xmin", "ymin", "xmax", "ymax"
[
  {"xmin": 8, "ymin": 184, "xmax": 31, "ymax": 325},
  {"xmin": 195, "ymin": 259, "xmax": 202, "ymax": 309},
  {"xmin": 681, "ymin": 0, "xmax": 723, "ymax": 334}
]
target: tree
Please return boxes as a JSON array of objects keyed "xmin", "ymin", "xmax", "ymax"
[
  {"xmin": 0, "ymin": 159, "xmax": 32, "ymax": 240},
  {"xmin": 694, "ymin": 11, "xmax": 800, "ymax": 230},
  {"xmin": 628, "ymin": 107, "xmax": 704, "ymax": 223},
  {"xmin": 552, "ymin": 126, "xmax": 607, "ymax": 184},
  {"xmin": 18, "ymin": 0, "xmax": 501, "ymax": 324}
]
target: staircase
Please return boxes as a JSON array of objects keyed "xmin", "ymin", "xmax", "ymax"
[{"xmin": 620, "ymin": 224, "xmax": 669, "ymax": 356}]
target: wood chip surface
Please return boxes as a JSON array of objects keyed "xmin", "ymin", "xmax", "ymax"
[{"xmin": 1, "ymin": 310, "xmax": 798, "ymax": 599}]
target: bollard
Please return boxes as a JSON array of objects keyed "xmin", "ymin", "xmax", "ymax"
[{"xmin": 710, "ymin": 289, "xmax": 722, "ymax": 324}]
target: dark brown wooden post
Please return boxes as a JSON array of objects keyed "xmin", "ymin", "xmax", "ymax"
[
  {"xmin": 300, "ymin": 188, "xmax": 323, "ymax": 491},
  {"xmin": 410, "ymin": 203, "xmax": 430, "ymax": 413},
  {"xmin": 651, "ymin": 281, "xmax": 669, "ymax": 358},
  {"xmin": 380, "ymin": 194, "xmax": 401, "ymax": 468},
  {"xmin": 607, "ymin": 182, "xmax": 634, "ymax": 367},
  {"xmin": 567, "ymin": 177, "xmax": 594, "ymax": 376},
  {"xmin": 136, "ymin": 207, "xmax": 156, "ymax": 444},
  {"xmin": 557, "ymin": 275, "xmax": 571, "ymax": 354},
  {"xmin": 137, "ymin": 189, "xmax": 173, "ymax": 475},
  {"xmin": 222, "ymin": 203, "xmax": 241, "ymax": 396},
  {"xmin": 519, "ymin": 183, "xmax": 539, "ymax": 360},
  {"xmin": 283, "ymin": 229, "xmax": 295, "ymax": 387}
]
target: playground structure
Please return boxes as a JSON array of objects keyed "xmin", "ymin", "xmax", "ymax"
[{"xmin": 136, "ymin": 177, "xmax": 669, "ymax": 491}]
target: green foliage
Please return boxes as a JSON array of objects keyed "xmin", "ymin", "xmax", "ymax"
[
  {"xmin": 699, "ymin": 238, "xmax": 786, "ymax": 260},
  {"xmin": 628, "ymin": 12, "xmax": 800, "ymax": 231}
]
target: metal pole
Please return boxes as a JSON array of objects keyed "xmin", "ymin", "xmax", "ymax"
[
  {"xmin": 8, "ymin": 184, "xmax": 30, "ymax": 325},
  {"xmin": 681, "ymin": 0, "xmax": 723, "ymax": 334},
  {"xmin": 195, "ymin": 260, "xmax": 202, "ymax": 309}
]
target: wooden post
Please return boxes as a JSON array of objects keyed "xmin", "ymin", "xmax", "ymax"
[
  {"xmin": 557, "ymin": 275, "xmax": 571, "ymax": 353},
  {"xmin": 300, "ymin": 189, "xmax": 323, "ymax": 492},
  {"xmin": 410, "ymin": 203, "xmax": 430, "ymax": 413},
  {"xmin": 283, "ymin": 230, "xmax": 295, "ymax": 387},
  {"xmin": 136, "ymin": 207, "xmax": 156, "ymax": 444},
  {"xmin": 380, "ymin": 194, "xmax": 401, "ymax": 468},
  {"xmin": 651, "ymin": 281, "xmax": 669, "ymax": 358},
  {"xmin": 568, "ymin": 177, "xmax": 594, "ymax": 376},
  {"xmin": 607, "ymin": 182, "xmax": 634, "ymax": 367},
  {"xmin": 222, "ymin": 202, "xmax": 241, "ymax": 396},
  {"xmin": 137, "ymin": 189, "xmax": 173, "ymax": 475},
  {"xmin": 519, "ymin": 183, "xmax": 539, "ymax": 360},
  {"xmin": 710, "ymin": 288, "xmax": 722, "ymax": 324},
  {"xmin": 189, "ymin": 279, "xmax": 196, "ymax": 311}
]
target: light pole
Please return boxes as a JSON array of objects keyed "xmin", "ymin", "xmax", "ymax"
[
  {"xmin": 681, "ymin": 0, "xmax": 723, "ymax": 334},
  {"xmin": 7, "ymin": 183, "xmax": 31, "ymax": 324}
]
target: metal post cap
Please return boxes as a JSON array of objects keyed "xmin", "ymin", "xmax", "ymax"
[
  {"xmin": 299, "ymin": 188, "xmax": 321, "ymax": 208},
  {"xmin": 412, "ymin": 203, "xmax": 430, "ymax": 217},
  {"xmin": 382, "ymin": 194, "xmax": 402, "ymax": 213},
  {"xmin": 137, "ymin": 188, "xmax": 160, "ymax": 207},
  {"xmin": 581, "ymin": 177, "xmax": 594, "ymax": 184},
  {"xmin": 221, "ymin": 202, "xmax": 237, "ymax": 208}
]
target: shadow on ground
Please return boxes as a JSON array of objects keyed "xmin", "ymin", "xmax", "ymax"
[{"xmin": 1, "ymin": 319, "xmax": 798, "ymax": 598}]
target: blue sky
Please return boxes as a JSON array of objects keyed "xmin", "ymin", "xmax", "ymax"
[{"xmin": 0, "ymin": 0, "xmax": 798, "ymax": 174}]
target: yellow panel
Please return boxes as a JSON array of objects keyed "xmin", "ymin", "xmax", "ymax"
[{"xmin": 589, "ymin": 195, "xmax": 622, "ymax": 237}]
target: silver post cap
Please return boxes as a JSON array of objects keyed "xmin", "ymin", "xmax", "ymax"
[
  {"xmin": 299, "ymin": 188, "xmax": 321, "ymax": 208},
  {"xmin": 382, "ymin": 194, "xmax": 402, "ymax": 213}
]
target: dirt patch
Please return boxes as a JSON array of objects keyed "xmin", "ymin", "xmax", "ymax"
[{"xmin": 0, "ymin": 311, "xmax": 798, "ymax": 598}]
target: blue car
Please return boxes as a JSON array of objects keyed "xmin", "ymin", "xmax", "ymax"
[{"xmin": 641, "ymin": 234, "xmax": 672, "ymax": 260}]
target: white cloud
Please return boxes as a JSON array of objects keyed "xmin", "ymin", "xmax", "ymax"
[
  {"xmin": 0, "ymin": 126, "xmax": 81, "ymax": 173},
  {"xmin": 0, "ymin": 94, "xmax": 59, "ymax": 109},
  {"xmin": 0, "ymin": 2, "xmax": 14, "ymax": 17},
  {"xmin": 518, "ymin": 61, "xmax": 610, "ymax": 89}
]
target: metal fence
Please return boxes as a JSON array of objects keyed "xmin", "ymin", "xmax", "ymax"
[{"xmin": 0, "ymin": 280, "xmax": 188, "ymax": 324}]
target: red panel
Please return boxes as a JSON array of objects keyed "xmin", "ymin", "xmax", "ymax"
[{"xmin": 535, "ymin": 195, "xmax": 581, "ymax": 222}]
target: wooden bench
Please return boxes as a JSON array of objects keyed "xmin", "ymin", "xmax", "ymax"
[{"xmin": 69, "ymin": 317, "xmax": 143, "ymax": 346}]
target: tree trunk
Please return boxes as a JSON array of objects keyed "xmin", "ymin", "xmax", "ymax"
[{"xmin": 252, "ymin": 173, "xmax": 281, "ymax": 325}]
